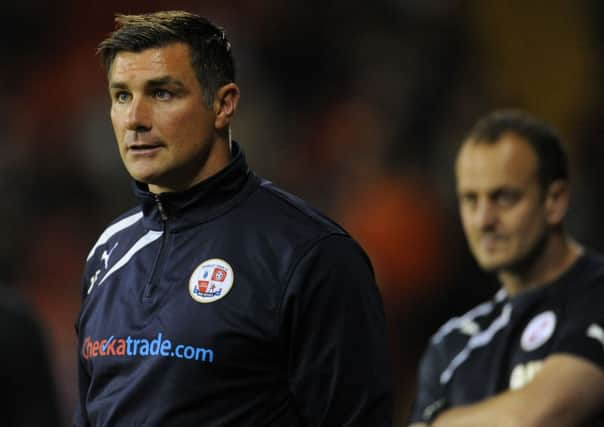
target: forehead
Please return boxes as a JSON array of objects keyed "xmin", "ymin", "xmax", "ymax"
[
  {"xmin": 455, "ymin": 134, "xmax": 539, "ymax": 192},
  {"xmin": 109, "ymin": 42, "xmax": 195, "ymax": 84}
]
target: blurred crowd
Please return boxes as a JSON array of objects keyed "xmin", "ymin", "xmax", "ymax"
[{"xmin": 2, "ymin": 1, "xmax": 604, "ymax": 425}]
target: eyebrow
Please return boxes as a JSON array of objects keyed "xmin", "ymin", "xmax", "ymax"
[{"xmin": 109, "ymin": 75, "xmax": 186, "ymax": 90}]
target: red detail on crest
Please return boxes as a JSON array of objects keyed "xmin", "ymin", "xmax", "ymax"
[
  {"xmin": 197, "ymin": 280, "xmax": 210, "ymax": 293},
  {"xmin": 212, "ymin": 267, "xmax": 227, "ymax": 282}
]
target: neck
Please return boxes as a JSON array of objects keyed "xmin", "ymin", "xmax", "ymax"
[
  {"xmin": 498, "ymin": 233, "xmax": 583, "ymax": 296},
  {"xmin": 148, "ymin": 137, "xmax": 232, "ymax": 194}
]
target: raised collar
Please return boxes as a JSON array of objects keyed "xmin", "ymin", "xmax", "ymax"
[{"xmin": 132, "ymin": 141, "xmax": 257, "ymax": 231}]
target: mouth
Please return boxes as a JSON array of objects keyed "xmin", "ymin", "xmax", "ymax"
[
  {"xmin": 478, "ymin": 235, "xmax": 505, "ymax": 251},
  {"xmin": 127, "ymin": 143, "xmax": 164, "ymax": 154},
  {"xmin": 124, "ymin": 132, "xmax": 164, "ymax": 151}
]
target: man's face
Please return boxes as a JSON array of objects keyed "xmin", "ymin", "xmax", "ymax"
[
  {"xmin": 109, "ymin": 42, "xmax": 218, "ymax": 193},
  {"xmin": 455, "ymin": 134, "xmax": 549, "ymax": 273}
]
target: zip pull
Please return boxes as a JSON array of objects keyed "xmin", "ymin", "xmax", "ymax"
[{"xmin": 154, "ymin": 194, "xmax": 168, "ymax": 221}]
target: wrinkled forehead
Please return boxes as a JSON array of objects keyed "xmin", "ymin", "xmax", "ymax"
[{"xmin": 455, "ymin": 135, "xmax": 539, "ymax": 192}]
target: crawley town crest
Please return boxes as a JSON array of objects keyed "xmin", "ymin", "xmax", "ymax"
[
  {"xmin": 189, "ymin": 258, "xmax": 234, "ymax": 303},
  {"xmin": 521, "ymin": 311, "xmax": 556, "ymax": 351}
]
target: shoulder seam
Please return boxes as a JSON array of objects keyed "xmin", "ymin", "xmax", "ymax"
[
  {"xmin": 86, "ymin": 210, "xmax": 143, "ymax": 261},
  {"xmin": 257, "ymin": 182, "xmax": 346, "ymax": 234}
]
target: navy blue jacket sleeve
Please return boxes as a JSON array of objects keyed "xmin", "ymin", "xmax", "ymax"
[
  {"xmin": 280, "ymin": 233, "xmax": 393, "ymax": 426},
  {"xmin": 74, "ymin": 362, "xmax": 91, "ymax": 427},
  {"xmin": 409, "ymin": 339, "xmax": 449, "ymax": 424},
  {"xmin": 74, "ymin": 345, "xmax": 91, "ymax": 427},
  {"xmin": 555, "ymin": 275, "xmax": 604, "ymax": 370},
  {"xmin": 74, "ymin": 276, "xmax": 91, "ymax": 427}
]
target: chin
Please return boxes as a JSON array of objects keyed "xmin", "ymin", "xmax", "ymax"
[
  {"xmin": 477, "ymin": 262, "xmax": 500, "ymax": 273},
  {"xmin": 476, "ymin": 254, "xmax": 512, "ymax": 273},
  {"xmin": 479, "ymin": 253, "xmax": 533, "ymax": 276},
  {"xmin": 127, "ymin": 169, "xmax": 162, "ymax": 186}
]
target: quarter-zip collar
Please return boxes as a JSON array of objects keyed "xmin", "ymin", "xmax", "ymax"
[{"xmin": 132, "ymin": 141, "xmax": 257, "ymax": 231}]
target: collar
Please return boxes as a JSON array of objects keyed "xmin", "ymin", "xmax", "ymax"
[
  {"xmin": 132, "ymin": 141, "xmax": 258, "ymax": 231},
  {"xmin": 505, "ymin": 251, "xmax": 590, "ymax": 307}
]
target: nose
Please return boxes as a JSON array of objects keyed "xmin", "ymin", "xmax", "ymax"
[
  {"xmin": 473, "ymin": 199, "xmax": 498, "ymax": 230},
  {"xmin": 125, "ymin": 96, "xmax": 152, "ymax": 132}
]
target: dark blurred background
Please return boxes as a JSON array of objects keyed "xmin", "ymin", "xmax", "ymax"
[{"xmin": 3, "ymin": 1, "xmax": 604, "ymax": 425}]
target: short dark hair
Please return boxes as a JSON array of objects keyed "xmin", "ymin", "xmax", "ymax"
[
  {"xmin": 462, "ymin": 109, "xmax": 569, "ymax": 190},
  {"xmin": 97, "ymin": 10, "xmax": 235, "ymax": 107}
]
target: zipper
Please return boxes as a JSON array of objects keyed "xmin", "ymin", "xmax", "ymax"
[
  {"xmin": 155, "ymin": 193, "xmax": 168, "ymax": 221},
  {"xmin": 143, "ymin": 194, "xmax": 169, "ymax": 302}
]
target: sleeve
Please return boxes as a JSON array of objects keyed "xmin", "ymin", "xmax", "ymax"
[
  {"xmin": 280, "ymin": 234, "xmax": 393, "ymax": 426},
  {"xmin": 408, "ymin": 341, "xmax": 449, "ymax": 424},
  {"xmin": 73, "ymin": 322, "xmax": 91, "ymax": 426},
  {"xmin": 73, "ymin": 275, "xmax": 92, "ymax": 427},
  {"xmin": 554, "ymin": 275, "xmax": 604, "ymax": 371},
  {"xmin": 73, "ymin": 357, "xmax": 91, "ymax": 426}
]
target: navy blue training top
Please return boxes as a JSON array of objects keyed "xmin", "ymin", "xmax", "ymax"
[
  {"xmin": 410, "ymin": 251, "xmax": 604, "ymax": 424},
  {"xmin": 75, "ymin": 142, "xmax": 392, "ymax": 426}
]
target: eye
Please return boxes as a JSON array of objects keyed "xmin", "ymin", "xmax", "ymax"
[
  {"xmin": 459, "ymin": 193, "xmax": 477, "ymax": 209},
  {"xmin": 154, "ymin": 89, "xmax": 173, "ymax": 100},
  {"xmin": 494, "ymin": 190, "xmax": 520, "ymax": 207},
  {"xmin": 114, "ymin": 91, "xmax": 131, "ymax": 103}
]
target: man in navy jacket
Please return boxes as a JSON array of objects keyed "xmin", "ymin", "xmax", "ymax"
[
  {"xmin": 74, "ymin": 11, "xmax": 392, "ymax": 426},
  {"xmin": 409, "ymin": 110, "xmax": 604, "ymax": 426}
]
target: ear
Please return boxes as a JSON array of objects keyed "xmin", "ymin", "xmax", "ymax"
[
  {"xmin": 545, "ymin": 180, "xmax": 569, "ymax": 226},
  {"xmin": 213, "ymin": 83, "xmax": 240, "ymax": 131}
]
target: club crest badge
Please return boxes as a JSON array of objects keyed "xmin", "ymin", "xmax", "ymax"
[
  {"xmin": 189, "ymin": 259, "xmax": 234, "ymax": 303},
  {"xmin": 521, "ymin": 311, "xmax": 556, "ymax": 351}
]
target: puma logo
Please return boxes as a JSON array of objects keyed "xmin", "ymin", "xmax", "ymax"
[
  {"xmin": 587, "ymin": 323, "xmax": 604, "ymax": 349},
  {"xmin": 101, "ymin": 242, "xmax": 119, "ymax": 269}
]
